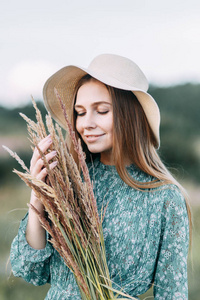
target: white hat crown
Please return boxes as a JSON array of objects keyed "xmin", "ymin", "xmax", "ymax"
[{"xmin": 89, "ymin": 54, "xmax": 149, "ymax": 92}]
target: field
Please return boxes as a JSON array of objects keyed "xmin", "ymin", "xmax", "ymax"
[
  {"xmin": 0, "ymin": 83, "xmax": 200, "ymax": 299},
  {"xmin": 0, "ymin": 182, "xmax": 199, "ymax": 299}
]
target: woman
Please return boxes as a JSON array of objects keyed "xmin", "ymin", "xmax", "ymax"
[{"xmin": 10, "ymin": 54, "xmax": 190, "ymax": 299}]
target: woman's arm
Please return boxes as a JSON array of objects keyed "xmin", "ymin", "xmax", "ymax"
[
  {"xmin": 153, "ymin": 188, "xmax": 189, "ymax": 299},
  {"xmin": 10, "ymin": 213, "xmax": 53, "ymax": 286},
  {"xmin": 10, "ymin": 135, "xmax": 57, "ymax": 285},
  {"xmin": 26, "ymin": 135, "xmax": 57, "ymax": 249}
]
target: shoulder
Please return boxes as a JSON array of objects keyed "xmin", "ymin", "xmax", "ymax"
[
  {"xmin": 153, "ymin": 185, "xmax": 189, "ymax": 233},
  {"xmin": 147, "ymin": 183, "xmax": 185, "ymax": 205},
  {"xmin": 157, "ymin": 184, "xmax": 186, "ymax": 210},
  {"xmin": 145, "ymin": 184, "xmax": 189, "ymax": 228}
]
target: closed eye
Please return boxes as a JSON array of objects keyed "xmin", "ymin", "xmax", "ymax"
[
  {"xmin": 76, "ymin": 110, "xmax": 109, "ymax": 116},
  {"xmin": 98, "ymin": 111, "xmax": 109, "ymax": 115},
  {"xmin": 76, "ymin": 112, "xmax": 86, "ymax": 116}
]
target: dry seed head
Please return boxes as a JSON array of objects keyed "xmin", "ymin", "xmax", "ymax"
[
  {"xmin": 19, "ymin": 113, "xmax": 39, "ymax": 133},
  {"xmin": 6, "ymin": 96, "xmax": 121, "ymax": 300},
  {"xmin": 2, "ymin": 146, "xmax": 30, "ymax": 173},
  {"xmin": 31, "ymin": 96, "xmax": 47, "ymax": 138}
]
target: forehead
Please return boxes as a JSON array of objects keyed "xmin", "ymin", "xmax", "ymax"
[{"xmin": 75, "ymin": 79, "xmax": 112, "ymax": 106}]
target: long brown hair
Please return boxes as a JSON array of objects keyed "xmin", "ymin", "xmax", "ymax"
[{"xmin": 69, "ymin": 74, "xmax": 192, "ymax": 238}]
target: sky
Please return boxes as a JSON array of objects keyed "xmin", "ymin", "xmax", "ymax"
[{"xmin": 1, "ymin": 0, "xmax": 200, "ymax": 108}]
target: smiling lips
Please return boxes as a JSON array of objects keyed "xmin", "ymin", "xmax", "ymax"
[{"xmin": 84, "ymin": 134, "xmax": 105, "ymax": 142}]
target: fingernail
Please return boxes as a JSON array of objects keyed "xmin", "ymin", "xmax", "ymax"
[
  {"xmin": 52, "ymin": 151, "xmax": 57, "ymax": 155},
  {"xmin": 52, "ymin": 161, "xmax": 58, "ymax": 167},
  {"xmin": 48, "ymin": 138, "xmax": 52, "ymax": 144}
]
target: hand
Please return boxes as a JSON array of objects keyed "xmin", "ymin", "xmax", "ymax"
[
  {"xmin": 30, "ymin": 135, "xmax": 57, "ymax": 182},
  {"xmin": 29, "ymin": 135, "xmax": 57, "ymax": 210},
  {"xmin": 26, "ymin": 135, "xmax": 58, "ymax": 248}
]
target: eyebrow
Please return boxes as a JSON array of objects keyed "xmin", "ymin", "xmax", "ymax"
[{"xmin": 74, "ymin": 101, "xmax": 112, "ymax": 109}]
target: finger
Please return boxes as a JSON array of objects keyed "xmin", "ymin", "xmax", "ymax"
[
  {"xmin": 45, "ymin": 150, "xmax": 57, "ymax": 162},
  {"xmin": 36, "ymin": 161, "xmax": 58, "ymax": 181},
  {"xmin": 31, "ymin": 135, "xmax": 53, "ymax": 168},
  {"xmin": 31, "ymin": 151, "xmax": 57, "ymax": 177},
  {"xmin": 34, "ymin": 135, "xmax": 52, "ymax": 157},
  {"xmin": 49, "ymin": 160, "xmax": 58, "ymax": 169}
]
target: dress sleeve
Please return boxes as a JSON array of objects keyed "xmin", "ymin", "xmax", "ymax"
[
  {"xmin": 10, "ymin": 213, "xmax": 53, "ymax": 286},
  {"xmin": 153, "ymin": 188, "xmax": 189, "ymax": 300}
]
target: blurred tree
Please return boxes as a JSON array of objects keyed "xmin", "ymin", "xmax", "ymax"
[
  {"xmin": 1, "ymin": 84, "xmax": 200, "ymax": 183},
  {"xmin": 149, "ymin": 83, "xmax": 200, "ymax": 182}
]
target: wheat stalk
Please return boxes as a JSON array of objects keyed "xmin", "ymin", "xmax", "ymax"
[
  {"xmin": 2, "ymin": 146, "xmax": 29, "ymax": 173},
  {"xmin": 4, "ymin": 96, "xmax": 137, "ymax": 300}
]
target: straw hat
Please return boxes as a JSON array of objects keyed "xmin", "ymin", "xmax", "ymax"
[{"xmin": 43, "ymin": 54, "xmax": 160, "ymax": 148}]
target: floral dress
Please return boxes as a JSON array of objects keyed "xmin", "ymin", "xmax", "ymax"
[{"xmin": 10, "ymin": 157, "xmax": 189, "ymax": 299}]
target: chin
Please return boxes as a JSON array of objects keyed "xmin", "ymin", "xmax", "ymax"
[{"xmin": 87, "ymin": 147, "xmax": 102, "ymax": 153}]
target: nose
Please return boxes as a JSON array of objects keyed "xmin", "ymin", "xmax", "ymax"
[{"xmin": 81, "ymin": 112, "xmax": 97, "ymax": 130}]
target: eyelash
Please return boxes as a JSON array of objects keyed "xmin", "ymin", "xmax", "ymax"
[
  {"xmin": 98, "ymin": 110, "xmax": 109, "ymax": 115},
  {"xmin": 76, "ymin": 111, "xmax": 109, "ymax": 116},
  {"xmin": 76, "ymin": 112, "xmax": 85, "ymax": 116}
]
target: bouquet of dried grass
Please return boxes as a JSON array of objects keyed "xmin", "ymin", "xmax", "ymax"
[{"xmin": 3, "ymin": 92, "xmax": 136, "ymax": 300}]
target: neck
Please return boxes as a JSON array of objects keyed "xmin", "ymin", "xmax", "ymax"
[
  {"xmin": 100, "ymin": 153, "xmax": 114, "ymax": 165},
  {"xmin": 100, "ymin": 153, "xmax": 132, "ymax": 166}
]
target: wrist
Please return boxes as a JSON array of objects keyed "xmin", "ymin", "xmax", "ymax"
[{"xmin": 30, "ymin": 190, "xmax": 44, "ymax": 213}]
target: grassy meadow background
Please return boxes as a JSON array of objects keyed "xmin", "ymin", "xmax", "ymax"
[{"xmin": 0, "ymin": 83, "xmax": 200, "ymax": 299}]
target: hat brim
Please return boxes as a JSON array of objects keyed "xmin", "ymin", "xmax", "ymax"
[{"xmin": 43, "ymin": 65, "xmax": 160, "ymax": 148}]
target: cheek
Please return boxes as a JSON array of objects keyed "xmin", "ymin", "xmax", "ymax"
[
  {"xmin": 106, "ymin": 116, "xmax": 113, "ymax": 135},
  {"xmin": 75, "ymin": 119, "xmax": 82, "ymax": 134}
]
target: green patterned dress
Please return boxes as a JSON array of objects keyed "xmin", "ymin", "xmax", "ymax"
[{"xmin": 10, "ymin": 157, "xmax": 189, "ymax": 299}]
